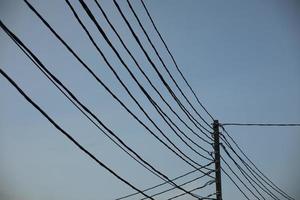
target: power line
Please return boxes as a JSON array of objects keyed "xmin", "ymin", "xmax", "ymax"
[
  {"xmin": 116, "ymin": 162, "xmax": 214, "ymax": 200},
  {"xmin": 221, "ymin": 143, "xmax": 279, "ymax": 200},
  {"xmin": 0, "ymin": 20, "xmax": 201, "ymax": 195},
  {"xmin": 125, "ymin": 0, "xmax": 213, "ymax": 130},
  {"xmin": 74, "ymin": 0, "xmax": 214, "ymax": 164},
  {"xmin": 221, "ymin": 156, "xmax": 261, "ymax": 200},
  {"xmin": 22, "ymin": 0, "xmax": 213, "ymax": 179},
  {"xmin": 113, "ymin": 0, "xmax": 213, "ymax": 140},
  {"xmin": 221, "ymin": 167, "xmax": 251, "ymax": 200},
  {"xmin": 140, "ymin": 170, "xmax": 214, "ymax": 200},
  {"xmin": 221, "ymin": 123, "xmax": 300, "ymax": 127},
  {"xmin": 93, "ymin": 0, "xmax": 213, "ymax": 148},
  {"xmin": 140, "ymin": 0, "xmax": 215, "ymax": 121},
  {"xmin": 167, "ymin": 180, "xmax": 216, "ymax": 200},
  {"xmin": 0, "ymin": 19, "xmax": 208, "ymax": 199},
  {"xmin": 221, "ymin": 126, "xmax": 295, "ymax": 200},
  {"xmin": 67, "ymin": 0, "xmax": 213, "ymax": 162},
  {"xmin": 0, "ymin": 68, "xmax": 154, "ymax": 200},
  {"xmin": 21, "ymin": 1, "xmax": 215, "ymax": 198},
  {"xmin": 221, "ymin": 139, "xmax": 282, "ymax": 200},
  {"xmin": 0, "ymin": 20, "xmax": 166, "ymax": 183}
]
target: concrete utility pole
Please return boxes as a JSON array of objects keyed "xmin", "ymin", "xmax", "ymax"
[{"xmin": 213, "ymin": 120, "xmax": 222, "ymax": 200}]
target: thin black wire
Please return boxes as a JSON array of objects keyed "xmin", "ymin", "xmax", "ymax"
[
  {"xmin": 0, "ymin": 19, "xmax": 206, "ymax": 199},
  {"xmin": 220, "ymin": 126, "xmax": 295, "ymax": 200},
  {"xmin": 1, "ymin": 22, "xmax": 166, "ymax": 183},
  {"xmin": 221, "ymin": 167, "xmax": 251, "ymax": 200},
  {"xmin": 167, "ymin": 180, "xmax": 216, "ymax": 200},
  {"xmin": 221, "ymin": 134, "xmax": 292, "ymax": 200},
  {"xmin": 74, "ymin": 0, "xmax": 214, "ymax": 163},
  {"xmin": 67, "ymin": 0, "xmax": 213, "ymax": 163},
  {"xmin": 0, "ymin": 68, "xmax": 154, "ymax": 200},
  {"xmin": 113, "ymin": 0, "xmax": 213, "ymax": 140},
  {"xmin": 0, "ymin": 20, "xmax": 183, "ymax": 188},
  {"xmin": 221, "ymin": 135, "xmax": 284, "ymax": 200},
  {"xmin": 125, "ymin": 0, "xmax": 212, "ymax": 130},
  {"xmin": 115, "ymin": 0, "xmax": 212, "ymax": 136},
  {"xmin": 23, "ymin": 0, "xmax": 206, "ymax": 174},
  {"xmin": 221, "ymin": 123, "xmax": 300, "ymax": 127},
  {"xmin": 221, "ymin": 155, "xmax": 261, "ymax": 200},
  {"xmin": 116, "ymin": 162, "xmax": 214, "ymax": 200},
  {"xmin": 93, "ymin": 0, "xmax": 212, "ymax": 148},
  {"xmin": 140, "ymin": 0, "xmax": 215, "ymax": 122},
  {"xmin": 141, "ymin": 170, "xmax": 214, "ymax": 200},
  {"xmin": 22, "ymin": 0, "xmax": 213, "ymax": 197},
  {"xmin": 221, "ymin": 143, "xmax": 279, "ymax": 200},
  {"xmin": 73, "ymin": 0, "xmax": 216, "ymax": 166}
]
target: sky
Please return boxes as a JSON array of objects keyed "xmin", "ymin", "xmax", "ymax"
[{"xmin": 0, "ymin": 0, "xmax": 300, "ymax": 200}]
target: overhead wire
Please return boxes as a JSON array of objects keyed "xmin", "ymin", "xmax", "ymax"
[
  {"xmin": 221, "ymin": 123, "xmax": 300, "ymax": 127},
  {"xmin": 127, "ymin": 0, "xmax": 300, "ymax": 197},
  {"xmin": 113, "ymin": 0, "xmax": 213, "ymax": 139},
  {"xmin": 221, "ymin": 134, "xmax": 292, "ymax": 200},
  {"xmin": 0, "ymin": 68, "xmax": 154, "ymax": 200},
  {"xmin": 220, "ymin": 125, "xmax": 295, "ymax": 200},
  {"xmin": 22, "ymin": 0, "xmax": 210, "ymax": 176},
  {"xmin": 3, "ymin": 1, "xmax": 294, "ymax": 199},
  {"xmin": 116, "ymin": 161, "xmax": 214, "ymax": 200},
  {"xmin": 72, "ymin": 0, "xmax": 212, "ymax": 163},
  {"xmin": 0, "ymin": 19, "xmax": 200, "ymax": 191},
  {"xmin": 125, "ymin": 0, "xmax": 212, "ymax": 130},
  {"xmin": 166, "ymin": 180, "xmax": 216, "ymax": 200},
  {"xmin": 67, "ymin": 0, "xmax": 213, "ymax": 162},
  {"xmin": 140, "ymin": 170, "xmax": 215, "ymax": 200},
  {"xmin": 221, "ymin": 155, "xmax": 261, "ymax": 200},
  {"xmin": 21, "ymin": 0, "xmax": 214, "ymax": 198},
  {"xmin": 0, "ymin": 19, "xmax": 207, "ymax": 200},
  {"xmin": 140, "ymin": 0, "xmax": 215, "ymax": 122},
  {"xmin": 93, "ymin": 0, "xmax": 213, "ymax": 149},
  {"xmin": 221, "ymin": 143, "xmax": 278, "ymax": 200},
  {"xmin": 0, "ymin": 20, "xmax": 166, "ymax": 183},
  {"xmin": 220, "ymin": 167, "xmax": 251, "ymax": 200}
]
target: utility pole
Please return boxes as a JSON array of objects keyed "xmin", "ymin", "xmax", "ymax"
[{"xmin": 213, "ymin": 120, "xmax": 222, "ymax": 200}]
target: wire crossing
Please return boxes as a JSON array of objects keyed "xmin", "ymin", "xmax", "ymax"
[
  {"xmin": 0, "ymin": 68, "xmax": 154, "ymax": 200},
  {"xmin": 0, "ymin": 1, "xmax": 297, "ymax": 200},
  {"xmin": 0, "ymin": 20, "xmax": 217, "ymax": 199}
]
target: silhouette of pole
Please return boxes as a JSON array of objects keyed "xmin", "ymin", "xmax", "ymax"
[{"xmin": 213, "ymin": 120, "xmax": 222, "ymax": 200}]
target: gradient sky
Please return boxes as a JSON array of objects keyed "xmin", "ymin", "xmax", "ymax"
[{"xmin": 1, "ymin": 0, "xmax": 300, "ymax": 199}]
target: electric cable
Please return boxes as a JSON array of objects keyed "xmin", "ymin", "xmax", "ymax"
[
  {"xmin": 21, "ymin": 1, "xmax": 214, "ymax": 198},
  {"xmin": 221, "ymin": 143, "xmax": 279, "ymax": 200},
  {"xmin": 167, "ymin": 180, "xmax": 216, "ymax": 200},
  {"xmin": 140, "ymin": 0, "xmax": 215, "ymax": 122},
  {"xmin": 22, "ymin": 0, "xmax": 211, "ymax": 176},
  {"xmin": 126, "ymin": 0, "xmax": 213, "ymax": 130},
  {"xmin": 221, "ymin": 155, "xmax": 261, "ymax": 200},
  {"xmin": 1, "ymin": 21, "xmax": 167, "ymax": 183},
  {"xmin": 72, "ymin": 0, "xmax": 214, "ymax": 162},
  {"xmin": 116, "ymin": 161, "xmax": 214, "ymax": 200},
  {"xmin": 113, "ymin": 0, "xmax": 213, "ymax": 140},
  {"xmin": 221, "ymin": 167, "xmax": 251, "ymax": 200},
  {"xmin": 67, "ymin": 0, "xmax": 213, "ymax": 162},
  {"xmin": 0, "ymin": 20, "xmax": 207, "ymax": 199},
  {"xmin": 221, "ymin": 123, "xmax": 300, "ymax": 127},
  {"xmin": 93, "ymin": 0, "xmax": 213, "ymax": 148},
  {"xmin": 220, "ymin": 126, "xmax": 295, "ymax": 200},
  {"xmin": 0, "ymin": 68, "xmax": 154, "ymax": 200},
  {"xmin": 141, "ymin": 170, "xmax": 214, "ymax": 200},
  {"xmin": 221, "ymin": 133, "xmax": 291, "ymax": 200},
  {"xmin": 69, "ymin": 0, "xmax": 211, "ymax": 166}
]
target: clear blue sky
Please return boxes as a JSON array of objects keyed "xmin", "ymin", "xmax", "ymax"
[{"xmin": 1, "ymin": 0, "xmax": 299, "ymax": 199}]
